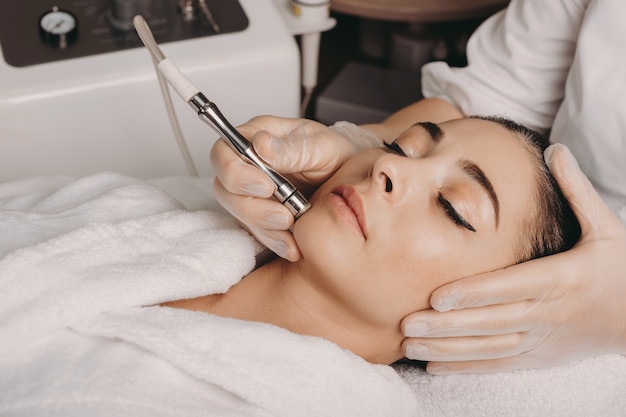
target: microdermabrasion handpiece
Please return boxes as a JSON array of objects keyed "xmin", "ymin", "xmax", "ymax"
[
  {"xmin": 133, "ymin": 16, "xmax": 310, "ymax": 219},
  {"xmin": 188, "ymin": 93, "xmax": 310, "ymax": 218}
]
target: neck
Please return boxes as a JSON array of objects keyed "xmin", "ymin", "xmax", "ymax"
[{"xmin": 162, "ymin": 259, "xmax": 402, "ymax": 364}]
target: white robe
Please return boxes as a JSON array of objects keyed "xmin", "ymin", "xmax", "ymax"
[{"xmin": 0, "ymin": 172, "xmax": 417, "ymax": 416}]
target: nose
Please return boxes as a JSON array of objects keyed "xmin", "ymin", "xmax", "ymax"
[{"xmin": 372, "ymin": 153, "xmax": 412, "ymax": 203}]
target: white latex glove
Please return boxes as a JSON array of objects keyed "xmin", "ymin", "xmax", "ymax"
[
  {"xmin": 210, "ymin": 117, "xmax": 381, "ymax": 261},
  {"xmin": 401, "ymin": 143, "xmax": 626, "ymax": 374}
]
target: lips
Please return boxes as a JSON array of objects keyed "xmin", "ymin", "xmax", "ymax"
[{"xmin": 330, "ymin": 185, "xmax": 367, "ymax": 238}]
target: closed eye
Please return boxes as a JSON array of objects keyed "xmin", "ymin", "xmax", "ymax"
[
  {"xmin": 383, "ymin": 141, "xmax": 407, "ymax": 157},
  {"xmin": 437, "ymin": 193, "xmax": 476, "ymax": 232},
  {"xmin": 385, "ymin": 141, "xmax": 475, "ymax": 232}
]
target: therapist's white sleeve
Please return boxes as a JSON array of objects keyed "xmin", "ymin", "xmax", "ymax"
[{"xmin": 421, "ymin": 0, "xmax": 591, "ymax": 132}]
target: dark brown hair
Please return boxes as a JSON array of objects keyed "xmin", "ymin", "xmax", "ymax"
[{"xmin": 471, "ymin": 115, "xmax": 581, "ymax": 262}]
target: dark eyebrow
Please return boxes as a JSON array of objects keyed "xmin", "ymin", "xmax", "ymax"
[
  {"xmin": 459, "ymin": 159, "xmax": 500, "ymax": 228},
  {"xmin": 414, "ymin": 121, "xmax": 443, "ymax": 143}
]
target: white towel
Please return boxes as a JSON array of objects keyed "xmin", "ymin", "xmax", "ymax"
[
  {"xmin": 0, "ymin": 172, "xmax": 417, "ymax": 416},
  {"xmin": 394, "ymin": 355, "xmax": 626, "ymax": 416}
]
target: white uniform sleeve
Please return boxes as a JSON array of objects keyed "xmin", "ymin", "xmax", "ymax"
[
  {"xmin": 550, "ymin": 0, "xmax": 626, "ymax": 224},
  {"xmin": 421, "ymin": 0, "xmax": 591, "ymax": 132}
]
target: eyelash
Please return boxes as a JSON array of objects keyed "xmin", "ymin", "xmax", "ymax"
[
  {"xmin": 383, "ymin": 141, "xmax": 406, "ymax": 157},
  {"xmin": 383, "ymin": 142, "xmax": 475, "ymax": 232},
  {"xmin": 438, "ymin": 194, "xmax": 476, "ymax": 232}
]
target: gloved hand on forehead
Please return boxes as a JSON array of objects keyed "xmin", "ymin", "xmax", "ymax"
[
  {"xmin": 210, "ymin": 116, "xmax": 380, "ymax": 261},
  {"xmin": 401, "ymin": 143, "xmax": 626, "ymax": 374}
]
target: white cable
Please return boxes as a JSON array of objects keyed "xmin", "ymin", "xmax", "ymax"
[
  {"xmin": 290, "ymin": 2, "xmax": 327, "ymax": 117},
  {"xmin": 134, "ymin": 16, "xmax": 165, "ymax": 62},
  {"xmin": 300, "ymin": 87, "xmax": 313, "ymax": 117},
  {"xmin": 133, "ymin": 15, "xmax": 199, "ymax": 177},
  {"xmin": 299, "ymin": 31, "xmax": 320, "ymax": 116},
  {"xmin": 152, "ymin": 55, "xmax": 199, "ymax": 177}
]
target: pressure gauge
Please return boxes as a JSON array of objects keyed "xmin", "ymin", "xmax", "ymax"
[{"xmin": 39, "ymin": 7, "xmax": 78, "ymax": 49}]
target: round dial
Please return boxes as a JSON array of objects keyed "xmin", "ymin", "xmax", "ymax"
[{"xmin": 39, "ymin": 7, "xmax": 78, "ymax": 49}]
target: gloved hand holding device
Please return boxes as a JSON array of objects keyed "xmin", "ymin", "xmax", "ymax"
[
  {"xmin": 210, "ymin": 116, "xmax": 379, "ymax": 261},
  {"xmin": 210, "ymin": 97, "xmax": 459, "ymax": 261}
]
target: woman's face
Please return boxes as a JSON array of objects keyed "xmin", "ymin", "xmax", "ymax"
[{"xmin": 292, "ymin": 117, "xmax": 537, "ymax": 337}]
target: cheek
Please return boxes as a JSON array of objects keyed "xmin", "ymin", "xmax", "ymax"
[
  {"xmin": 292, "ymin": 203, "xmax": 358, "ymax": 281},
  {"xmin": 370, "ymin": 225, "xmax": 457, "ymax": 317},
  {"xmin": 292, "ymin": 208, "xmax": 412, "ymax": 327},
  {"xmin": 292, "ymin": 199, "xmax": 489, "ymax": 330}
]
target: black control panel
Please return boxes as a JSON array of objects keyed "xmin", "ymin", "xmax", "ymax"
[{"xmin": 0, "ymin": 0, "xmax": 248, "ymax": 67}]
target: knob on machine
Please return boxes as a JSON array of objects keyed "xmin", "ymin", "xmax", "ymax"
[
  {"xmin": 109, "ymin": 0, "xmax": 142, "ymax": 32},
  {"xmin": 39, "ymin": 6, "xmax": 78, "ymax": 49}
]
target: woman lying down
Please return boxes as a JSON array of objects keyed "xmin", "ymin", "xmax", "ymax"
[{"xmin": 0, "ymin": 116, "xmax": 579, "ymax": 416}]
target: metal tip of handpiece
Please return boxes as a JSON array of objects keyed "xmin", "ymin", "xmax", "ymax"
[
  {"xmin": 285, "ymin": 191, "xmax": 311, "ymax": 220},
  {"xmin": 294, "ymin": 203, "xmax": 311, "ymax": 220}
]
